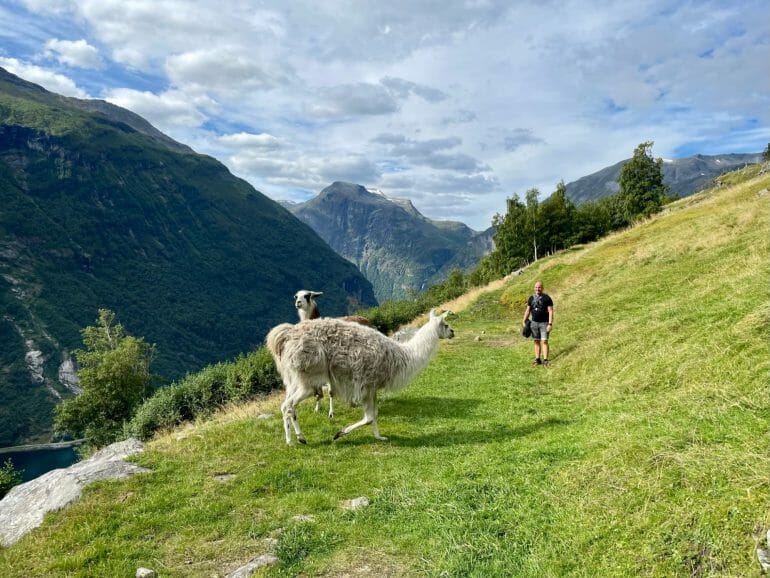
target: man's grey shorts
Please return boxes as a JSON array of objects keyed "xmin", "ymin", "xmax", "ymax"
[{"xmin": 531, "ymin": 321, "xmax": 550, "ymax": 341}]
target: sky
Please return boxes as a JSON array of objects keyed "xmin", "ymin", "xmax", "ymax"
[{"xmin": 0, "ymin": 1, "xmax": 768, "ymax": 230}]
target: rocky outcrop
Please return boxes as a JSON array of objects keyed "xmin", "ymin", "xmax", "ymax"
[
  {"xmin": 57, "ymin": 352, "xmax": 82, "ymax": 394},
  {"xmin": 0, "ymin": 438, "xmax": 149, "ymax": 547}
]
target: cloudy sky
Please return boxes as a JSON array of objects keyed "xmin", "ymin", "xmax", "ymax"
[{"xmin": 1, "ymin": 0, "xmax": 768, "ymax": 229}]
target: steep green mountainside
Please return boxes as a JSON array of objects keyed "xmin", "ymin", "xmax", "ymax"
[
  {"xmin": 1, "ymin": 164, "xmax": 766, "ymax": 576},
  {"xmin": 565, "ymin": 152, "xmax": 762, "ymax": 204},
  {"xmin": 0, "ymin": 68, "xmax": 376, "ymax": 446},
  {"xmin": 288, "ymin": 181, "xmax": 494, "ymax": 301}
]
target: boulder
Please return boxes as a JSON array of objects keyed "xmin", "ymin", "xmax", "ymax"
[{"xmin": 0, "ymin": 438, "xmax": 149, "ymax": 547}]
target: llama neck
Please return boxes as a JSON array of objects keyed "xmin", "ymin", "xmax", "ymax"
[
  {"xmin": 298, "ymin": 304, "xmax": 321, "ymax": 321},
  {"xmin": 401, "ymin": 320, "xmax": 440, "ymax": 374}
]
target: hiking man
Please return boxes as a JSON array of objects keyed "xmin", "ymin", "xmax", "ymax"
[{"xmin": 522, "ymin": 281, "xmax": 554, "ymax": 367}]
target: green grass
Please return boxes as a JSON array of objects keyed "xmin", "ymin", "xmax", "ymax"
[{"xmin": 1, "ymin": 166, "xmax": 768, "ymax": 576}]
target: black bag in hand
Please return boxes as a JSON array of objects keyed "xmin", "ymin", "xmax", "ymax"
[{"xmin": 521, "ymin": 319, "xmax": 532, "ymax": 338}]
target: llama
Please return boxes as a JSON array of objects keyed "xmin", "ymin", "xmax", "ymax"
[
  {"xmin": 293, "ymin": 289, "xmax": 373, "ymax": 417},
  {"xmin": 266, "ymin": 309, "xmax": 454, "ymax": 444},
  {"xmin": 293, "ymin": 290, "xmax": 372, "ymax": 326}
]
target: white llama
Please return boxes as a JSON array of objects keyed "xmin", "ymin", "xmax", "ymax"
[
  {"xmin": 266, "ymin": 309, "xmax": 454, "ymax": 444},
  {"xmin": 293, "ymin": 289, "xmax": 373, "ymax": 417}
]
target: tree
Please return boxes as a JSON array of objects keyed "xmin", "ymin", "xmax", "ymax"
[
  {"xmin": 493, "ymin": 195, "xmax": 530, "ymax": 271},
  {"xmin": 763, "ymin": 143, "xmax": 770, "ymax": 162},
  {"xmin": 618, "ymin": 141, "xmax": 669, "ymax": 221},
  {"xmin": 468, "ymin": 194, "xmax": 531, "ymax": 285},
  {"xmin": 54, "ymin": 309, "xmax": 156, "ymax": 447},
  {"xmin": 525, "ymin": 187, "xmax": 541, "ymax": 261},
  {"xmin": 540, "ymin": 180, "xmax": 576, "ymax": 254}
]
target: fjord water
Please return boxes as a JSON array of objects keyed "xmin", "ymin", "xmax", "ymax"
[{"xmin": 0, "ymin": 443, "xmax": 81, "ymax": 482}]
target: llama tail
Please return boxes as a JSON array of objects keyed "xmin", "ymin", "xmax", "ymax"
[{"xmin": 266, "ymin": 323, "xmax": 295, "ymax": 361}]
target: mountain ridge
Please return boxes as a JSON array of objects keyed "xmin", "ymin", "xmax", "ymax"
[
  {"xmin": 564, "ymin": 151, "xmax": 762, "ymax": 203},
  {"xmin": 287, "ymin": 181, "xmax": 493, "ymax": 301}
]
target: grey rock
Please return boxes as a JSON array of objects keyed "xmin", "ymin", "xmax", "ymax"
[
  {"xmin": 136, "ymin": 568, "xmax": 157, "ymax": 578},
  {"xmin": 226, "ymin": 554, "xmax": 279, "ymax": 577},
  {"xmin": 758, "ymin": 547, "xmax": 770, "ymax": 573},
  {"xmin": 342, "ymin": 496, "xmax": 370, "ymax": 510},
  {"xmin": 0, "ymin": 438, "xmax": 149, "ymax": 547}
]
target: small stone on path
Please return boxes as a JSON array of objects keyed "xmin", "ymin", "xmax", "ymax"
[{"xmin": 342, "ymin": 496, "xmax": 370, "ymax": 510}]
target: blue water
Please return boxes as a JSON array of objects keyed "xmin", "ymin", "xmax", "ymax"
[{"xmin": 0, "ymin": 446, "xmax": 80, "ymax": 482}]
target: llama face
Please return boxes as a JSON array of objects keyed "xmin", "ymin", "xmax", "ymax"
[
  {"xmin": 438, "ymin": 317, "xmax": 455, "ymax": 339},
  {"xmin": 294, "ymin": 290, "xmax": 323, "ymax": 311},
  {"xmin": 428, "ymin": 309, "xmax": 455, "ymax": 339}
]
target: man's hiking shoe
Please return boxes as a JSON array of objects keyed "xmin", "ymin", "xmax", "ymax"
[
  {"xmin": 532, "ymin": 359, "xmax": 542, "ymax": 367},
  {"xmin": 542, "ymin": 359, "xmax": 550, "ymax": 368}
]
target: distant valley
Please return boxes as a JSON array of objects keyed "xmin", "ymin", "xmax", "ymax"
[{"xmin": 286, "ymin": 182, "xmax": 494, "ymax": 301}]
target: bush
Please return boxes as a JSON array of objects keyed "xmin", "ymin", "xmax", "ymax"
[
  {"xmin": 358, "ymin": 269, "xmax": 469, "ymax": 334},
  {"xmin": 360, "ymin": 299, "xmax": 426, "ymax": 334},
  {"xmin": 0, "ymin": 459, "xmax": 22, "ymax": 498},
  {"xmin": 126, "ymin": 346, "xmax": 282, "ymax": 441}
]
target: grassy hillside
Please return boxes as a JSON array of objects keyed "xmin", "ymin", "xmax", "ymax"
[{"xmin": 0, "ymin": 165, "xmax": 767, "ymax": 576}]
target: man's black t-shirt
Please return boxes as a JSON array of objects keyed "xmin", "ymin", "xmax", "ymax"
[{"xmin": 528, "ymin": 294, "xmax": 553, "ymax": 323}]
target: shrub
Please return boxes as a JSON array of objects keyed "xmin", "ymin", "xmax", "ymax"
[
  {"xmin": 126, "ymin": 346, "xmax": 281, "ymax": 440},
  {"xmin": 0, "ymin": 459, "xmax": 22, "ymax": 498},
  {"xmin": 358, "ymin": 269, "xmax": 469, "ymax": 334}
]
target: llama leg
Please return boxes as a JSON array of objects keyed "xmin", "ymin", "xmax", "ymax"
[
  {"xmin": 334, "ymin": 392, "xmax": 378, "ymax": 440},
  {"xmin": 327, "ymin": 385, "xmax": 334, "ymax": 419},
  {"xmin": 292, "ymin": 387, "xmax": 318, "ymax": 444},
  {"xmin": 314, "ymin": 389, "xmax": 322, "ymax": 413},
  {"xmin": 370, "ymin": 400, "xmax": 387, "ymax": 441},
  {"xmin": 280, "ymin": 395, "xmax": 293, "ymax": 445},
  {"xmin": 282, "ymin": 388, "xmax": 312, "ymax": 445}
]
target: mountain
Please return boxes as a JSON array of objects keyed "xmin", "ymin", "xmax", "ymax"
[
  {"xmin": 0, "ymin": 67, "xmax": 376, "ymax": 446},
  {"xmin": 286, "ymin": 182, "xmax": 494, "ymax": 301},
  {"xmin": 564, "ymin": 152, "xmax": 762, "ymax": 204}
]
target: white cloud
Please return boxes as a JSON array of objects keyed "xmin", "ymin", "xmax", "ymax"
[
  {"xmin": 304, "ymin": 83, "xmax": 400, "ymax": 118},
  {"xmin": 104, "ymin": 88, "xmax": 208, "ymax": 132},
  {"xmin": 218, "ymin": 132, "xmax": 281, "ymax": 150},
  {"xmin": 43, "ymin": 38, "xmax": 102, "ymax": 69},
  {"xmin": 4, "ymin": 0, "xmax": 769, "ymax": 229},
  {"xmin": 165, "ymin": 48, "xmax": 287, "ymax": 97},
  {"xmin": 0, "ymin": 57, "xmax": 88, "ymax": 98}
]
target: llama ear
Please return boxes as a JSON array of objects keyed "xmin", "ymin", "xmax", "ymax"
[
  {"xmin": 311, "ymin": 291, "xmax": 323, "ymax": 298},
  {"xmin": 442, "ymin": 310, "xmax": 454, "ymax": 319}
]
